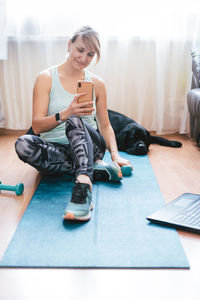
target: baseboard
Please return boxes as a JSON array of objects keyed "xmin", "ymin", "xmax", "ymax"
[{"xmin": 0, "ymin": 128, "xmax": 27, "ymax": 135}]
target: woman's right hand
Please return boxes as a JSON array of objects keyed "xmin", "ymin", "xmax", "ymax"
[{"xmin": 61, "ymin": 93, "xmax": 95, "ymax": 120}]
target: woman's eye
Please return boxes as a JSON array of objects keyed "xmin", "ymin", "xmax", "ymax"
[{"xmin": 77, "ymin": 48, "xmax": 83, "ymax": 53}]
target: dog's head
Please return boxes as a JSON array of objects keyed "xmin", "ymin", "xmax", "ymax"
[{"xmin": 117, "ymin": 124, "xmax": 151, "ymax": 155}]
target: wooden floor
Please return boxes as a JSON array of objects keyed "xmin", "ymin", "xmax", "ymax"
[{"xmin": 0, "ymin": 132, "xmax": 200, "ymax": 300}]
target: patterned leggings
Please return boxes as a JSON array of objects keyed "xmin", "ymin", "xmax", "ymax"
[{"xmin": 15, "ymin": 116, "xmax": 106, "ymax": 181}]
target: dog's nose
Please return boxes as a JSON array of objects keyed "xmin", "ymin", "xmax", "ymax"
[
  {"xmin": 138, "ymin": 143, "xmax": 145, "ymax": 149},
  {"xmin": 137, "ymin": 143, "xmax": 147, "ymax": 155}
]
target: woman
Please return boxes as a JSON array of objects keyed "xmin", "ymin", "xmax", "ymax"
[{"xmin": 15, "ymin": 26, "xmax": 133, "ymax": 221}]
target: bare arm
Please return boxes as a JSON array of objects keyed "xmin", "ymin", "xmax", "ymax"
[
  {"xmin": 94, "ymin": 76, "xmax": 132, "ymax": 167},
  {"xmin": 32, "ymin": 71, "xmax": 94, "ymax": 135}
]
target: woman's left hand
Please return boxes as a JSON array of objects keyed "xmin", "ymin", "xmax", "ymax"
[
  {"xmin": 111, "ymin": 152, "xmax": 133, "ymax": 170},
  {"xmin": 114, "ymin": 157, "xmax": 133, "ymax": 169}
]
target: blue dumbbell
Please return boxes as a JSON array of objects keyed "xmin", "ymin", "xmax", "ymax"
[
  {"xmin": 121, "ymin": 165, "xmax": 133, "ymax": 176},
  {"xmin": 0, "ymin": 181, "xmax": 24, "ymax": 196}
]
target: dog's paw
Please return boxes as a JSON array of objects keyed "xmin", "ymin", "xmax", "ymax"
[{"xmin": 170, "ymin": 141, "xmax": 182, "ymax": 148}]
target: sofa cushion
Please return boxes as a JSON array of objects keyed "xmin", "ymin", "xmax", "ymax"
[
  {"xmin": 187, "ymin": 88, "xmax": 200, "ymax": 118},
  {"xmin": 191, "ymin": 50, "xmax": 200, "ymax": 88}
]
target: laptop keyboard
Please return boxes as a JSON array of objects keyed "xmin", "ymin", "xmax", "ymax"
[{"xmin": 173, "ymin": 201, "xmax": 200, "ymax": 226}]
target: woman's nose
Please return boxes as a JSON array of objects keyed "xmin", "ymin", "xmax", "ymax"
[{"xmin": 80, "ymin": 53, "xmax": 88, "ymax": 63}]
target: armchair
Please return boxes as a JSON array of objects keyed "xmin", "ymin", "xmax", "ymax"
[{"xmin": 187, "ymin": 50, "xmax": 200, "ymax": 146}]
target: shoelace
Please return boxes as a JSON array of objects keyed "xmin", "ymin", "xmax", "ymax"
[{"xmin": 71, "ymin": 183, "xmax": 88, "ymax": 204}]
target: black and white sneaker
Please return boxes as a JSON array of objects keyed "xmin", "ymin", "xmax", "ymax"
[
  {"xmin": 63, "ymin": 182, "xmax": 93, "ymax": 221},
  {"xmin": 93, "ymin": 161, "xmax": 123, "ymax": 182}
]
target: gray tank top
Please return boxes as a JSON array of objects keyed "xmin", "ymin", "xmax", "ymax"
[{"xmin": 40, "ymin": 66, "xmax": 97, "ymax": 144}]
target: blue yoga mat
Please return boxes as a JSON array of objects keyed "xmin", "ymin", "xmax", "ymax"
[{"xmin": 0, "ymin": 152, "xmax": 189, "ymax": 268}]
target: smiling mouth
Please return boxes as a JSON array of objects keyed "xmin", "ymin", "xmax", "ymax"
[{"xmin": 75, "ymin": 60, "xmax": 85, "ymax": 66}]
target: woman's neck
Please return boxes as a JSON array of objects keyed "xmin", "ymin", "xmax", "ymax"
[{"xmin": 60, "ymin": 59, "xmax": 84, "ymax": 80}]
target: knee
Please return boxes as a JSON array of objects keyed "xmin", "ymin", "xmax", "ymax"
[
  {"xmin": 15, "ymin": 134, "xmax": 37, "ymax": 162},
  {"xmin": 65, "ymin": 116, "xmax": 83, "ymax": 132},
  {"xmin": 15, "ymin": 135, "xmax": 27, "ymax": 156}
]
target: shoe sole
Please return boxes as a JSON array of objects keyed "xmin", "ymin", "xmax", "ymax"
[{"xmin": 63, "ymin": 202, "xmax": 94, "ymax": 221}]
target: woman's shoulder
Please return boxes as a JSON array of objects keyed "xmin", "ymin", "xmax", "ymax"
[
  {"xmin": 86, "ymin": 70, "xmax": 106, "ymax": 98},
  {"xmin": 37, "ymin": 66, "xmax": 55, "ymax": 80},
  {"xmin": 34, "ymin": 67, "xmax": 54, "ymax": 91},
  {"xmin": 35, "ymin": 66, "xmax": 56, "ymax": 84},
  {"xmin": 86, "ymin": 70, "xmax": 105, "ymax": 88}
]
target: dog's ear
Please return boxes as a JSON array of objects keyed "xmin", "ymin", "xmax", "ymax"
[{"xmin": 115, "ymin": 127, "xmax": 129, "ymax": 150}]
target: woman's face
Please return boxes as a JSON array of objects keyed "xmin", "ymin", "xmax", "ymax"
[{"xmin": 68, "ymin": 36, "xmax": 96, "ymax": 70}]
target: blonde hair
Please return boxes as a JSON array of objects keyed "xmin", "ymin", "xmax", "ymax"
[{"xmin": 71, "ymin": 26, "xmax": 101, "ymax": 63}]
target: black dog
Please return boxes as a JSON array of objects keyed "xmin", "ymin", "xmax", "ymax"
[{"xmin": 108, "ymin": 109, "xmax": 182, "ymax": 155}]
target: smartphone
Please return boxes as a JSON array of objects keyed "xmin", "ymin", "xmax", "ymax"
[{"xmin": 77, "ymin": 81, "xmax": 93, "ymax": 107}]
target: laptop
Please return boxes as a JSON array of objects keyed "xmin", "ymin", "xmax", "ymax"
[{"xmin": 147, "ymin": 193, "xmax": 200, "ymax": 234}]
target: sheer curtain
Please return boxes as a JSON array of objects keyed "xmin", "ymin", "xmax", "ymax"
[
  {"xmin": 0, "ymin": 0, "xmax": 7, "ymax": 126},
  {"xmin": 0, "ymin": 0, "xmax": 6, "ymax": 59},
  {"xmin": 0, "ymin": 0, "xmax": 200, "ymax": 133}
]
